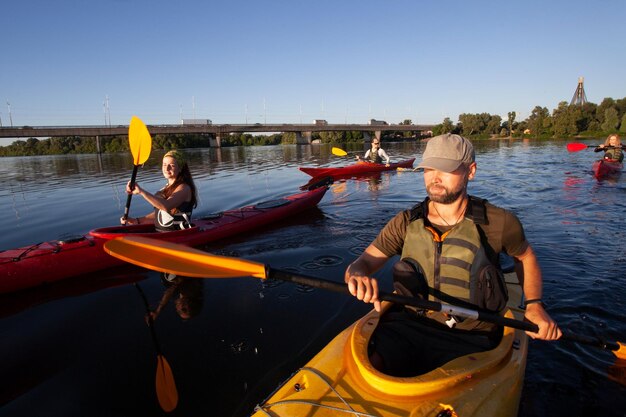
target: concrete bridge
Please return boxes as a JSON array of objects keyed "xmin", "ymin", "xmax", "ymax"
[{"xmin": 0, "ymin": 122, "xmax": 434, "ymax": 148}]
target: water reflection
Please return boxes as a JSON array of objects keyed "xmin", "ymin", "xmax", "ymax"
[{"xmin": 146, "ymin": 274, "xmax": 204, "ymax": 322}]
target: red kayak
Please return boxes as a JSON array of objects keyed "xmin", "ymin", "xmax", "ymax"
[
  {"xmin": 0, "ymin": 186, "xmax": 327, "ymax": 294},
  {"xmin": 299, "ymin": 158, "xmax": 415, "ymax": 179},
  {"xmin": 592, "ymin": 159, "xmax": 623, "ymax": 180}
]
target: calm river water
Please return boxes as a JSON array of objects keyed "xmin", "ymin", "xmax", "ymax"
[{"xmin": 1, "ymin": 140, "xmax": 625, "ymax": 417}]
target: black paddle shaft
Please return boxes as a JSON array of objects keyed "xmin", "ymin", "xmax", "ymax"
[
  {"xmin": 123, "ymin": 165, "xmax": 139, "ymax": 221},
  {"xmin": 267, "ymin": 268, "xmax": 537, "ymax": 332},
  {"xmin": 267, "ymin": 268, "xmax": 622, "ymax": 352}
]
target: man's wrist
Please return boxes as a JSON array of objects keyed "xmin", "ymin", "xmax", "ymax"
[{"xmin": 524, "ymin": 298, "xmax": 544, "ymax": 307}]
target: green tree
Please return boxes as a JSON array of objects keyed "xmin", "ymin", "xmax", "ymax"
[
  {"xmin": 601, "ymin": 108, "xmax": 620, "ymax": 132},
  {"xmin": 458, "ymin": 113, "xmax": 482, "ymax": 135},
  {"xmin": 551, "ymin": 102, "xmax": 579, "ymax": 137},
  {"xmin": 526, "ymin": 106, "xmax": 550, "ymax": 138},
  {"xmin": 596, "ymin": 98, "xmax": 616, "ymax": 126},
  {"xmin": 507, "ymin": 112, "xmax": 516, "ymax": 136},
  {"xmin": 620, "ymin": 113, "xmax": 626, "ymax": 133},
  {"xmin": 485, "ymin": 115, "xmax": 502, "ymax": 135}
]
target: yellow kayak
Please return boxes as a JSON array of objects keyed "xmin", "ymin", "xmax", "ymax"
[{"xmin": 252, "ymin": 279, "xmax": 528, "ymax": 417}]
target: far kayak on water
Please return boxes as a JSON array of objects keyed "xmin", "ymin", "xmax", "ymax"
[
  {"xmin": 299, "ymin": 158, "xmax": 415, "ymax": 180},
  {"xmin": 251, "ymin": 277, "xmax": 528, "ymax": 417},
  {"xmin": 0, "ymin": 185, "xmax": 328, "ymax": 294},
  {"xmin": 592, "ymin": 159, "xmax": 623, "ymax": 180}
]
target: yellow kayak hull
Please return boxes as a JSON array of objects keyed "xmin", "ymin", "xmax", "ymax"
[{"xmin": 252, "ymin": 280, "xmax": 528, "ymax": 417}]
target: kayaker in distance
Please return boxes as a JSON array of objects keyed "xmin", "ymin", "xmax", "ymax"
[
  {"xmin": 120, "ymin": 150, "xmax": 199, "ymax": 231},
  {"xmin": 344, "ymin": 133, "xmax": 562, "ymax": 377},
  {"xmin": 594, "ymin": 133, "xmax": 624, "ymax": 162},
  {"xmin": 356, "ymin": 139, "xmax": 390, "ymax": 166}
]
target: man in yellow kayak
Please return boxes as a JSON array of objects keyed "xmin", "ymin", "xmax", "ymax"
[{"xmin": 344, "ymin": 133, "xmax": 562, "ymax": 376}]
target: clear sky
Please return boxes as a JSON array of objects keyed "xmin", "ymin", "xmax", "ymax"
[{"xmin": 1, "ymin": 0, "xmax": 625, "ymax": 140}]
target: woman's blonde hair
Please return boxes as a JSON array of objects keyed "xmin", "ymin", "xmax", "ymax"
[{"xmin": 604, "ymin": 133, "xmax": 621, "ymax": 146}]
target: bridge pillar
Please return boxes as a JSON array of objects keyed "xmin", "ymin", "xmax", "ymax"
[
  {"xmin": 362, "ymin": 131, "xmax": 371, "ymax": 150},
  {"xmin": 374, "ymin": 131, "xmax": 382, "ymax": 141},
  {"xmin": 95, "ymin": 135, "xmax": 102, "ymax": 153},
  {"xmin": 210, "ymin": 134, "xmax": 222, "ymax": 148},
  {"xmin": 296, "ymin": 131, "xmax": 312, "ymax": 145}
]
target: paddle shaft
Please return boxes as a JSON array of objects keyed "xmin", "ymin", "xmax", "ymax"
[
  {"xmin": 122, "ymin": 165, "xmax": 139, "ymax": 222},
  {"xmin": 269, "ymin": 268, "xmax": 621, "ymax": 352},
  {"xmin": 269, "ymin": 268, "xmax": 533, "ymax": 330},
  {"xmin": 135, "ymin": 283, "xmax": 162, "ymax": 352}
]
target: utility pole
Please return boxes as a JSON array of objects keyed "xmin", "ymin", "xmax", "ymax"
[{"xmin": 7, "ymin": 101, "xmax": 13, "ymax": 127}]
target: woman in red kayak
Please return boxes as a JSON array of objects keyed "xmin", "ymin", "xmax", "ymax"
[
  {"xmin": 595, "ymin": 133, "xmax": 624, "ymax": 162},
  {"xmin": 356, "ymin": 139, "xmax": 390, "ymax": 166},
  {"xmin": 120, "ymin": 150, "xmax": 198, "ymax": 231}
]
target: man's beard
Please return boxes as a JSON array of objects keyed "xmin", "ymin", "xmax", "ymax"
[{"xmin": 426, "ymin": 182, "xmax": 466, "ymax": 204}]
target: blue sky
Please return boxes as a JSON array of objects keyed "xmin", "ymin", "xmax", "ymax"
[{"xmin": 1, "ymin": 0, "xmax": 625, "ymax": 141}]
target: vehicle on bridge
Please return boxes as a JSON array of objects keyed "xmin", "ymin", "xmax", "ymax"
[
  {"xmin": 181, "ymin": 119, "xmax": 212, "ymax": 125},
  {"xmin": 369, "ymin": 119, "xmax": 388, "ymax": 125},
  {"xmin": 314, "ymin": 119, "xmax": 328, "ymax": 126}
]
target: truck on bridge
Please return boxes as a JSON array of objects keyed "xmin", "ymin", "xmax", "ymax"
[
  {"xmin": 369, "ymin": 119, "xmax": 388, "ymax": 125},
  {"xmin": 181, "ymin": 119, "xmax": 212, "ymax": 125}
]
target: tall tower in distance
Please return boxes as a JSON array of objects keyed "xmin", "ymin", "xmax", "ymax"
[{"xmin": 570, "ymin": 76, "xmax": 588, "ymax": 106}]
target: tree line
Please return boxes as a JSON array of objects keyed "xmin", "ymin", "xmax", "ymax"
[
  {"xmin": 432, "ymin": 96, "xmax": 626, "ymax": 138},
  {"xmin": 2, "ymin": 96, "xmax": 625, "ymax": 157}
]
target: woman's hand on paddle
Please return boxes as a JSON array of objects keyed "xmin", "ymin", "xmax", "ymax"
[
  {"xmin": 524, "ymin": 303, "xmax": 562, "ymax": 340},
  {"xmin": 126, "ymin": 181, "xmax": 143, "ymax": 195}
]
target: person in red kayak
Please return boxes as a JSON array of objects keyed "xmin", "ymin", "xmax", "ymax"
[
  {"xmin": 595, "ymin": 133, "xmax": 624, "ymax": 162},
  {"xmin": 120, "ymin": 150, "xmax": 198, "ymax": 231},
  {"xmin": 344, "ymin": 133, "xmax": 561, "ymax": 376},
  {"xmin": 356, "ymin": 138, "xmax": 390, "ymax": 166}
]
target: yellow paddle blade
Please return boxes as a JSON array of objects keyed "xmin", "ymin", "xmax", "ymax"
[
  {"xmin": 129, "ymin": 116, "xmax": 152, "ymax": 165},
  {"xmin": 156, "ymin": 355, "xmax": 178, "ymax": 412},
  {"xmin": 103, "ymin": 236, "xmax": 267, "ymax": 279},
  {"xmin": 331, "ymin": 147, "xmax": 347, "ymax": 156}
]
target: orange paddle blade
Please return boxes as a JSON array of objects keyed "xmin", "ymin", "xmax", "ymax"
[
  {"xmin": 129, "ymin": 116, "xmax": 152, "ymax": 165},
  {"xmin": 103, "ymin": 236, "xmax": 267, "ymax": 279},
  {"xmin": 156, "ymin": 355, "xmax": 178, "ymax": 412}
]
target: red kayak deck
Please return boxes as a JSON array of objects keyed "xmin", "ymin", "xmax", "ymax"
[
  {"xmin": 299, "ymin": 158, "xmax": 415, "ymax": 179},
  {"xmin": 0, "ymin": 186, "xmax": 327, "ymax": 294},
  {"xmin": 592, "ymin": 159, "xmax": 623, "ymax": 180}
]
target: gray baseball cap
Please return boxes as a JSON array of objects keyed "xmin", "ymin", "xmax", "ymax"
[{"xmin": 417, "ymin": 133, "xmax": 475, "ymax": 173}]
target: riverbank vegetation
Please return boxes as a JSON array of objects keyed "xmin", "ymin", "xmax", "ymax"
[{"xmin": 1, "ymin": 96, "xmax": 625, "ymax": 157}]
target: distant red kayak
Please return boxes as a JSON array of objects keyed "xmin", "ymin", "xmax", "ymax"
[
  {"xmin": 0, "ymin": 186, "xmax": 327, "ymax": 294},
  {"xmin": 299, "ymin": 158, "xmax": 415, "ymax": 179},
  {"xmin": 592, "ymin": 159, "xmax": 622, "ymax": 179}
]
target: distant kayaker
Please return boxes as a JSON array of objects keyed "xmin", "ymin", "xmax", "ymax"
[
  {"xmin": 120, "ymin": 150, "xmax": 198, "ymax": 231},
  {"xmin": 344, "ymin": 133, "xmax": 562, "ymax": 376},
  {"xmin": 356, "ymin": 139, "xmax": 390, "ymax": 166},
  {"xmin": 594, "ymin": 133, "xmax": 624, "ymax": 162}
]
